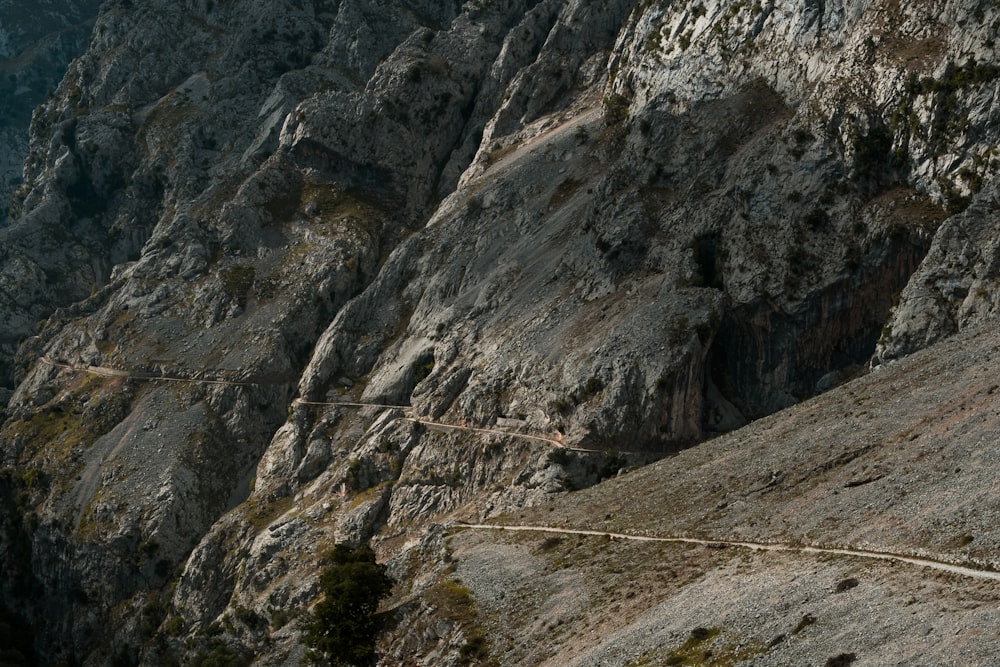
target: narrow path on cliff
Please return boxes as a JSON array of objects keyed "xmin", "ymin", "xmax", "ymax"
[
  {"xmin": 454, "ymin": 523, "xmax": 1000, "ymax": 582},
  {"xmin": 39, "ymin": 364, "xmax": 1000, "ymax": 582},
  {"xmin": 39, "ymin": 356, "xmax": 255, "ymax": 385},
  {"xmin": 38, "ymin": 357, "xmax": 635, "ymax": 454}
]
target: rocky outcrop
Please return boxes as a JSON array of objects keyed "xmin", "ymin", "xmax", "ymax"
[
  {"xmin": 0, "ymin": 0, "xmax": 100, "ymax": 226},
  {"xmin": 875, "ymin": 179, "xmax": 1000, "ymax": 363},
  {"xmin": 0, "ymin": 0, "xmax": 998, "ymax": 664}
]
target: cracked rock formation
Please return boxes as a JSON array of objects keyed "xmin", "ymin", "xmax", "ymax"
[
  {"xmin": 0, "ymin": 0, "xmax": 100, "ymax": 227},
  {"xmin": 0, "ymin": 0, "xmax": 999, "ymax": 664}
]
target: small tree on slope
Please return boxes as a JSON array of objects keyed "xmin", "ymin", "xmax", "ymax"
[{"xmin": 302, "ymin": 543, "xmax": 394, "ymax": 667}]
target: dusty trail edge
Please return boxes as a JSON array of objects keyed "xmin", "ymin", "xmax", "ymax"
[{"xmin": 454, "ymin": 523, "xmax": 1000, "ymax": 582}]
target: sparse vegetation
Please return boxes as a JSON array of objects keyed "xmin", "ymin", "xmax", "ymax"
[
  {"xmin": 220, "ymin": 264, "xmax": 255, "ymax": 307},
  {"xmin": 892, "ymin": 57, "xmax": 1000, "ymax": 178},
  {"xmin": 187, "ymin": 638, "xmax": 251, "ymax": 667},
  {"xmin": 603, "ymin": 93, "xmax": 631, "ymax": 125},
  {"xmin": 424, "ymin": 579, "xmax": 495, "ymax": 665},
  {"xmin": 269, "ymin": 606, "xmax": 300, "ymax": 630},
  {"xmin": 664, "ymin": 626, "xmax": 719, "ymax": 665},
  {"xmin": 412, "ymin": 356, "xmax": 435, "ymax": 384},
  {"xmin": 139, "ymin": 590, "xmax": 168, "ymax": 638}
]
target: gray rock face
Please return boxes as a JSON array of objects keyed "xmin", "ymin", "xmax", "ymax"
[
  {"xmin": 0, "ymin": 0, "xmax": 998, "ymax": 664},
  {"xmin": 875, "ymin": 181, "xmax": 1000, "ymax": 363},
  {"xmin": 0, "ymin": 0, "xmax": 101, "ymax": 226}
]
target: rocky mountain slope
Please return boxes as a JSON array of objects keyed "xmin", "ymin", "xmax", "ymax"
[
  {"xmin": 1, "ymin": 0, "xmax": 999, "ymax": 664},
  {"xmin": 0, "ymin": 0, "xmax": 101, "ymax": 226}
]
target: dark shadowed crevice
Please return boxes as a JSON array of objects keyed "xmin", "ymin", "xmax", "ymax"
[{"xmin": 706, "ymin": 235, "xmax": 931, "ymax": 424}]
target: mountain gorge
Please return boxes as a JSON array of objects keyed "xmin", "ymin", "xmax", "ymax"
[{"xmin": 2, "ymin": 0, "xmax": 1000, "ymax": 664}]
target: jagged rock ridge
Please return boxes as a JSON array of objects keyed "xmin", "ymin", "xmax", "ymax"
[
  {"xmin": 0, "ymin": 0, "xmax": 101, "ymax": 227},
  {"xmin": 0, "ymin": 0, "xmax": 998, "ymax": 664}
]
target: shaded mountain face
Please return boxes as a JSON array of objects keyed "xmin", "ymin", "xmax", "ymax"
[
  {"xmin": 0, "ymin": 0, "xmax": 101, "ymax": 226},
  {"xmin": 0, "ymin": 0, "xmax": 999, "ymax": 663}
]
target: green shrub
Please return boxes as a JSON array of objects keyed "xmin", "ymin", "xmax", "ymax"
[
  {"xmin": 269, "ymin": 607, "xmax": 299, "ymax": 630},
  {"xmin": 583, "ymin": 377, "xmax": 605, "ymax": 397},
  {"xmin": 189, "ymin": 638, "xmax": 250, "ymax": 667},
  {"xmin": 20, "ymin": 468, "xmax": 45, "ymax": 491},
  {"xmin": 345, "ymin": 459, "xmax": 365, "ymax": 492},
  {"xmin": 603, "ymin": 93, "xmax": 631, "ymax": 125},
  {"xmin": 803, "ymin": 208, "xmax": 830, "ymax": 229},
  {"xmin": 548, "ymin": 397, "xmax": 573, "ymax": 416},
  {"xmin": 163, "ymin": 614, "xmax": 184, "ymax": 637},
  {"xmin": 220, "ymin": 265, "xmax": 255, "ymax": 307},
  {"xmin": 411, "ymin": 357, "xmax": 435, "ymax": 383},
  {"xmin": 598, "ymin": 452, "xmax": 628, "ymax": 480},
  {"xmin": 302, "ymin": 544, "xmax": 394, "ymax": 667},
  {"xmin": 663, "ymin": 627, "xmax": 720, "ymax": 664}
]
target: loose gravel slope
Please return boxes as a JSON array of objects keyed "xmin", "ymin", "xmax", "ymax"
[{"xmin": 439, "ymin": 323, "xmax": 1000, "ymax": 666}]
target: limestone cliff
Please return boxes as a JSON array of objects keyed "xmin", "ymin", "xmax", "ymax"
[
  {"xmin": 0, "ymin": 0, "xmax": 100, "ymax": 226},
  {"xmin": 0, "ymin": 0, "xmax": 998, "ymax": 664}
]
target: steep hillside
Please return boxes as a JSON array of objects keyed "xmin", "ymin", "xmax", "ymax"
[
  {"xmin": 428, "ymin": 322, "xmax": 1000, "ymax": 666},
  {"xmin": 0, "ymin": 0, "xmax": 998, "ymax": 664},
  {"xmin": 0, "ymin": 0, "xmax": 100, "ymax": 226}
]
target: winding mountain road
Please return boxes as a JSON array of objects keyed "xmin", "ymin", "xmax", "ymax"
[{"xmin": 455, "ymin": 523, "xmax": 1000, "ymax": 582}]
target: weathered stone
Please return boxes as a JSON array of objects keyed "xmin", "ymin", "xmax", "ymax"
[{"xmin": 1, "ymin": 0, "xmax": 999, "ymax": 664}]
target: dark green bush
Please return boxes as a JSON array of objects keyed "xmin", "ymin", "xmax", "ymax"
[
  {"xmin": 603, "ymin": 93, "xmax": 631, "ymax": 124},
  {"xmin": 189, "ymin": 638, "xmax": 250, "ymax": 667},
  {"xmin": 411, "ymin": 357, "xmax": 435, "ymax": 383},
  {"xmin": 302, "ymin": 544, "xmax": 394, "ymax": 667},
  {"xmin": 547, "ymin": 448, "xmax": 572, "ymax": 466},
  {"xmin": 803, "ymin": 208, "xmax": 830, "ymax": 229},
  {"xmin": 583, "ymin": 376, "xmax": 605, "ymax": 397},
  {"xmin": 220, "ymin": 265, "xmax": 255, "ymax": 307}
]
